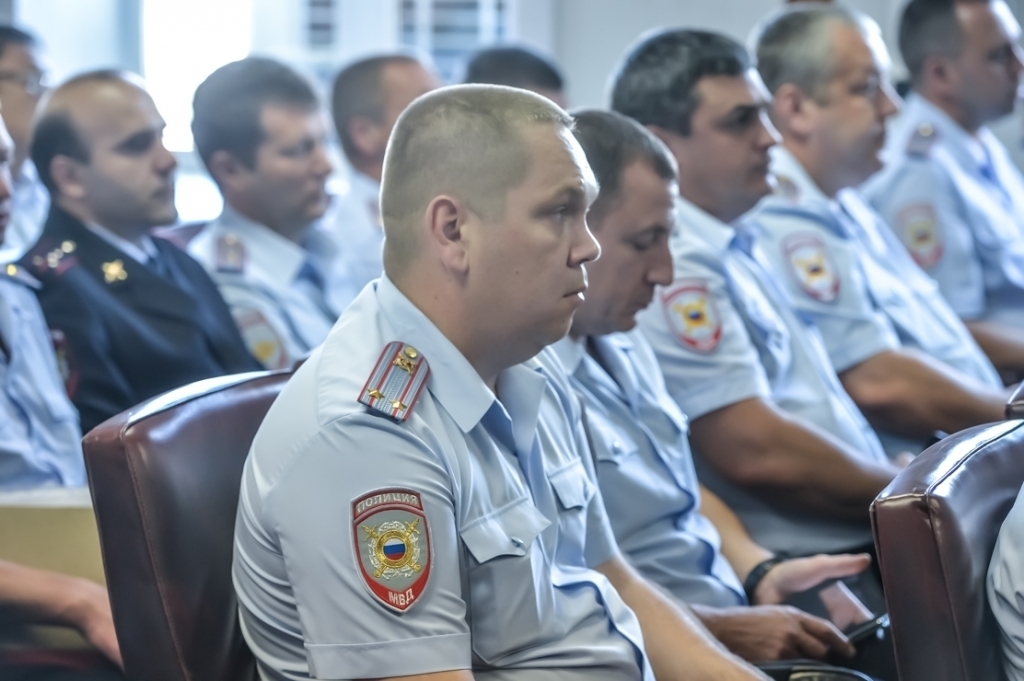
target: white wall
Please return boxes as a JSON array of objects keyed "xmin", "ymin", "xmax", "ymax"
[
  {"xmin": 17, "ymin": 0, "xmax": 126, "ymax": 81},
  {"xmin": 552, "ymin": 0, "xmax": 907, "ymax": 109}
]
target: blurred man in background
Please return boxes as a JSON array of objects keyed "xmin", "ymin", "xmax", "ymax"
[{"xmin": 462, "ymin": 45, "xmax": 567, "ymax": 107}]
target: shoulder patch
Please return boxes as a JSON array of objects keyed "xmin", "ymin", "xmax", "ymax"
[
  {"xmin": 235, "ymin": 309, "xmax": 288, "ymax": 369},
  {"xmin": 358, "ymin": 341, "xmax": 430, "ymax": 421},
  {"xmin": 906, "ymin": 122, "xmax": 937, "ymax": 158},
  {"xmin": 894, "ymin": 203, "xmax": 943, "ymax": 268},
  {"xmin": 781, "ymin": 232, "xmax": 840, "ymax": 303},
  {"xmin": 661, "ymin": 279, "xmax": 723, "ymax": 352},
  {"xmin": 28, "ymin": 240, "xmax": 78, "ymax": 277},
  {"xmin": 352, "ymin": 488, "xmax": 432, "ymax": 613},
  {"xmin": 215, "ymin": 233, "xmax": 247, "ymax": 273}
]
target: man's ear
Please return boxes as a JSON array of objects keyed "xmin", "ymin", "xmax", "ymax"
[
  {"xmin": 347, "ymin": 115, "xmax": 388, "ymax": 159},
  {"xmin": 921, "ymin": 54, "xmax": 956, "ymax": 96},
  {"xmin": 49, "ymin": 155, "xmax": 87, "ymax": 200},
  {"xmin": 773, "ymin": 82, "xmax": 813, "ymax": 139},
  {"xmin": 423, "ymin": 194, "xmax": 471, "ymax": 277},
  {"xmin": 207, "ymin": 149, "xmax": 249, "ymax": 194}
]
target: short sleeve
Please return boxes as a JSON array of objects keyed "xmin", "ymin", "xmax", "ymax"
[
  {"xmin": 260, "ymin": 415, "xmax": 471, "ymax": 679},
  {"xmin": 754, "ymin": 213, "xmax": 899, "ymax": 372},
  {"xmin": 637, "ymin": 259, "xmax": 770, "ymax": 420},
  {"xmin": 989, "ymin": 485, "xmax": 1024, "ymax": 681},
  {"xmin": 870, "ymin": 162, "xmax": 986, "ymax": 320}
]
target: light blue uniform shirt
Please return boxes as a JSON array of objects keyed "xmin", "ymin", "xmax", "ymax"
[
  {"xmin": 866, "ymin": 93, "xmax": 1024, "ymax": 327},
  {"xmin": 0, "ymin": 161, "xmax": 50, "ymax": 264},
  {"xmin": 0, "ymin": 264, "xmax": 85, "ymax": 489},
  {"xmin": 989, "ymin": 482, "xmax": 1024, "ymax": 681},
  {"xmin": 320, "ymin": 170, "xmax": 384, "ymax": 314},
  {"xmin": 188, "ymin": 206, "xmax": 338, "ymax": 370},
  {"xmin": 233, "ymin": 275, "xmax": 650, "ymax": 681},
  {"xmin": 755, "ymin": 147, "xmax": 1001, "ymax": 456},
  {"xmin": 637, "ymin": 196, "xmax": 887, "ymax": 555},
  {"xmin": 546, "ymin": 333, "xmax": 744, "ymax": 608}
]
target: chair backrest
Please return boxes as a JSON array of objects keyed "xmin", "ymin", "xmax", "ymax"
[
  {"xmin": 871, "ymin": 420, "xmax": 1024, "ymax": 681},
  {"xmin": 83, "ymin": 370, "xmax": 291, "ymax": 681}
]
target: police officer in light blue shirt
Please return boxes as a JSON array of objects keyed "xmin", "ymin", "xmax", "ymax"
[
  {"xmin": 188, "ymin": 58, "xmax": 339, "ymax": 370},
  {"xmin": 0, "ymin": 112, "xmax": 84, "ymax": 489},
  {"xmin": 989, "ymin": 482, "xmax": 1024, "ymax": 681},
  {"xmin": 543, "ymin": 109, "xmax": 868, "ymax": 665},
  {"xmin": 750, "ymin": 5, "xmax": 1006, "ymax": 458},
  {"xmin": 865, "ymin": 0, "xmax": 1024, "ymax": 377},
  {"xmin": 324, "ymin": 53, "xmax": 440, "ymax": 313},
  {"xmin": 612, "ymin": 29, "xmax": 900, "ymax": 557},
  {"xmin": 233, "ymin": 85, "xmax": 766, "ymax": 681}
]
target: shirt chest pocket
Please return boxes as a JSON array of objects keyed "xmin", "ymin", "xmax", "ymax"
[
  {"xmin": 586, "ymin": 415, "xmax": 640, "ymax": 466},
  {"xmin": 548, "ymin": 459, "xmax": 596, "ymax": 511},
  {"xmin": 460, "ymin": 499, "xmax": 556, "ymax": 664}
]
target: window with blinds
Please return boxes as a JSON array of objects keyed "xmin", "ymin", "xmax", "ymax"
[{"xmin": 401, "ymin": 0, "xmax": 509, "ymax": 81}]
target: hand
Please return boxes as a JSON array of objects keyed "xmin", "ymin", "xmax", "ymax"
[
  {"xmin": 64, "ymin": 579, "xmax": 123, "ymax": 669},
  {"xmin": 700, "ymin": 605, "xmax": 855, "ymax": 663},
  {"xmin": 753, "ymin": 553, "xmax": 872, "ymax": 606}
]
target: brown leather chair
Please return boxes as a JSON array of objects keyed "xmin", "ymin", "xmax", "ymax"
[
  {"xmin": 83, "ymin": 370, "xmax": 291, "ymax": 681},
  {"xmin": 871, "ymin": 420, "xmax": 1024, "ymax": 681}
]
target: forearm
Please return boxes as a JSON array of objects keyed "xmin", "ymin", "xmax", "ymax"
[
  {"xmin": 598, "ymin": 556, "xmax": 765, "ymax": 681},
  {"xmin": 699, "ymin": 486, "xmax": 771, "ymax": 580},
  {"xmin": 691, "ymin": 401, "xmax": 898, "ymax": 521},
  {"xmin": 840, "ymin": 349, "xmax": 1004, "ymax": 436},
  {"xmin": 0, "ymin": 560, "xmax": 94, "ymax": 627},
  {"xmin": 967, "ymin": 320, "xmax": 1024, "ymax": 375}
]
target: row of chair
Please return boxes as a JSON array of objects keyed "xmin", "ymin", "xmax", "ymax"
[{"xmin": 78, "ymin": 370, "xmax": 1024, "ymax": 681}]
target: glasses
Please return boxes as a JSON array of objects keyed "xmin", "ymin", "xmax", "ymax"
[{"xmin": 0, "ymin": 70, "xmax": 47, "ymax": 96}]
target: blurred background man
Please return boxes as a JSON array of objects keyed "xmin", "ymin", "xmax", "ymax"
[{"xmin": 461, "ymin": 45, "xmax": 567, "ymax": 107}]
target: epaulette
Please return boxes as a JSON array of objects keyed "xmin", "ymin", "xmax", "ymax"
[
  {"xmin": 906, "ymin": 122, "xmax": 937, "ymax": 158},
  {"xmin": 358, "ymin": 341, "xmax": 430, "ymax": 421},
  {"xmin": 0, "ymin": 262, "xmax": 40, "ymax": 289},
  {"xmin": 27, "ymin": 239, "xmax": 78, "ymax": 276},
  {"xmin": 772, "ymin": 174, "xmax": 800, "ymax": 202},
  {"xmin": 215, "ymin": 233, "xmax": 246, "ymax": 273}
]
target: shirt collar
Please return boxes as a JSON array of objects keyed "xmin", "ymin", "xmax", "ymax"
[
  {"xmin": 349, "ymin": 169, "xmax": 381, "ymax": 199},
  {"xmin": 377, "ymin": 275, "xmax": 547, "ymax": 439},
  {"xmin": 769, "ymin": 145, "xmax": 831, "ymax": 207},
  {"xmin": 675, "ymin": 195, "xmax": 737, "ymax": 255},
  {"xmin": 82, "ymin": 221, "xmax": 156, "ymax": 264},
  {"xmin": 214, "ymin": 204, "xmax": 310, "ymax": 285}
]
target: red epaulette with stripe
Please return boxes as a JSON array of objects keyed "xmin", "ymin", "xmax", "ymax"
[{"xmin": 358, "ymin": 341, "xmax": 430, "ymax": 422}]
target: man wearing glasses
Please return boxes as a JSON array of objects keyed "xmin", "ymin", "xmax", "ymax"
[{"xmin": 0, "ymin": 26, "xmax": 47, "ymax": 263}]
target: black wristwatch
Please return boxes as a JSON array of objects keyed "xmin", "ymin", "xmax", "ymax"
[{"xmin": 743, "ymin": 555, "xmax": 788, "ymax": 604}]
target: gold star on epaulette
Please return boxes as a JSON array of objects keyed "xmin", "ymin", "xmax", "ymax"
[{"xmin": 102, "ymin": 259, "xmax": 128, "ymax": 283}]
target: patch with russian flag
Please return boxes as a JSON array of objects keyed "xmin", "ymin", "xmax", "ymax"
[
  {"xmin": 358, "ymin": 341, "xmax": 430, "ymax": 421},
  {"xmin": 352, "ymin": 488, "xmax": 432, "ymax": 613}
]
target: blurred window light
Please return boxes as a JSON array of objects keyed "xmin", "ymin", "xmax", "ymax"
[
  {"xmin": 141, "ymin": 0, "xmax": 253, "ymax": 153},
  {"xmin": 401, "ymin": 0, "xmax": 508, "ymax": 82}
]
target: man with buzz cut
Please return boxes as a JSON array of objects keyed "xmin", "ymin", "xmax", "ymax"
[
  {"xmin": 545, "ymin": 107, "xmax": 869, "ymax": 666},
  {"xmin": 748, "ymin": 4, "xmax": 1006, "ymax": 458},
  {"xmin": 233, "ymin": 84, "xmax": 768, "ymax": 681},
  {"xmin": 611, "ymin": 29, "xmax": 901, "ymax": 559},
  {"xmin": 865, "ymin": 0, "xmax": 1024, "ymax": 380}
]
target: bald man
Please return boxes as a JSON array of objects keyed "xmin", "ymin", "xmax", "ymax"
[
  {"xmin": 233, "ymin": 84, "xmax": 766, "ymax": 681},
  {"xmin": 20, "ymin": 70, "xmax": 259, "ymax": 432}
]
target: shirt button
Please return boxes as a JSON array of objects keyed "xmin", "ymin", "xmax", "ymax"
[
  {"xmin": 509, "ymin": 536, "xmax": 524, "ymax": 548},
  {"xmin": 612, "ymin": 441, "xmax": 623, "ymax": 453}
]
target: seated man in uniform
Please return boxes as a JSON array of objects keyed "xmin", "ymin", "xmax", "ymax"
[
  {"xmin": 547, "ymin": 108, "xmax": 867, "ymax": 663},
  {"xmin": 189, "ymin": 58, "xmax": 337, "ymax": 369},
  {"xmin": 989, "ymin": 482, "xmax": 1024, "ymax": 681},
  {"xmin": 462, "ymin": 45, "xmax": 567, "ymax": 107},
  {"xmin": 233, "ymin": 84, "xmax": 772, "ymax": 681},
  {"xmin": 611, "ymin": 30, "xmax": 901, "ymax": 558},
  {"xmin": 864, "ymin": 0, "xmax": 1024, "ymax": 380},
  {"xmin": 748, "ymin": 5, "xmax": 1006, "ymax": 458},
  {"xmin": 20, "ymin": 70, "xmax": 260, "ymax": 432},
  {"xmin": 0, "ymin": 107, "xmax": 121, "ymax": 673},
  {"xmin": 326, "ymin": 53, "xmax": 440, "ymax": 312}
]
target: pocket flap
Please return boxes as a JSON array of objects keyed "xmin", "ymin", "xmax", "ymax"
[
  {"xmin": 461, "ymin": 498, "xmax": 550, "ymax": 564},
  {"xmin": 548, "ymin": 460, "xmax": 596, "ymax": 510},
  {"xmin": 587, "ymin": 416, "xmax": 640, "ymax": 464}
]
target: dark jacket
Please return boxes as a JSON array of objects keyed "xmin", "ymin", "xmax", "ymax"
[{"xmin": 20, "ymin": 206, "xmax": 261, "ymax": 432}]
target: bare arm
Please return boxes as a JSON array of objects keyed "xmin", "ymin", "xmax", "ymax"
[
  {"xmin": 689, "ymin": 397, "xmax": 899, "ymax": 521},
  {"xmin": 699, "ymin": 486, "xmax": 771, "ymax": 580},
  {"xmin": 839, "ymin": 348, "xmax": 1005, "ymax": 437},
  {"xmin": 0, "ymin": 560, "xmax": 121, "ymax": 667},
  {"xmin": 966, "ymin": 320, "xmax": 1024, "ymax": 378},
  {"xmin": 596, "ymin": 554, "xmax": 768, "ymax": 680}
]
